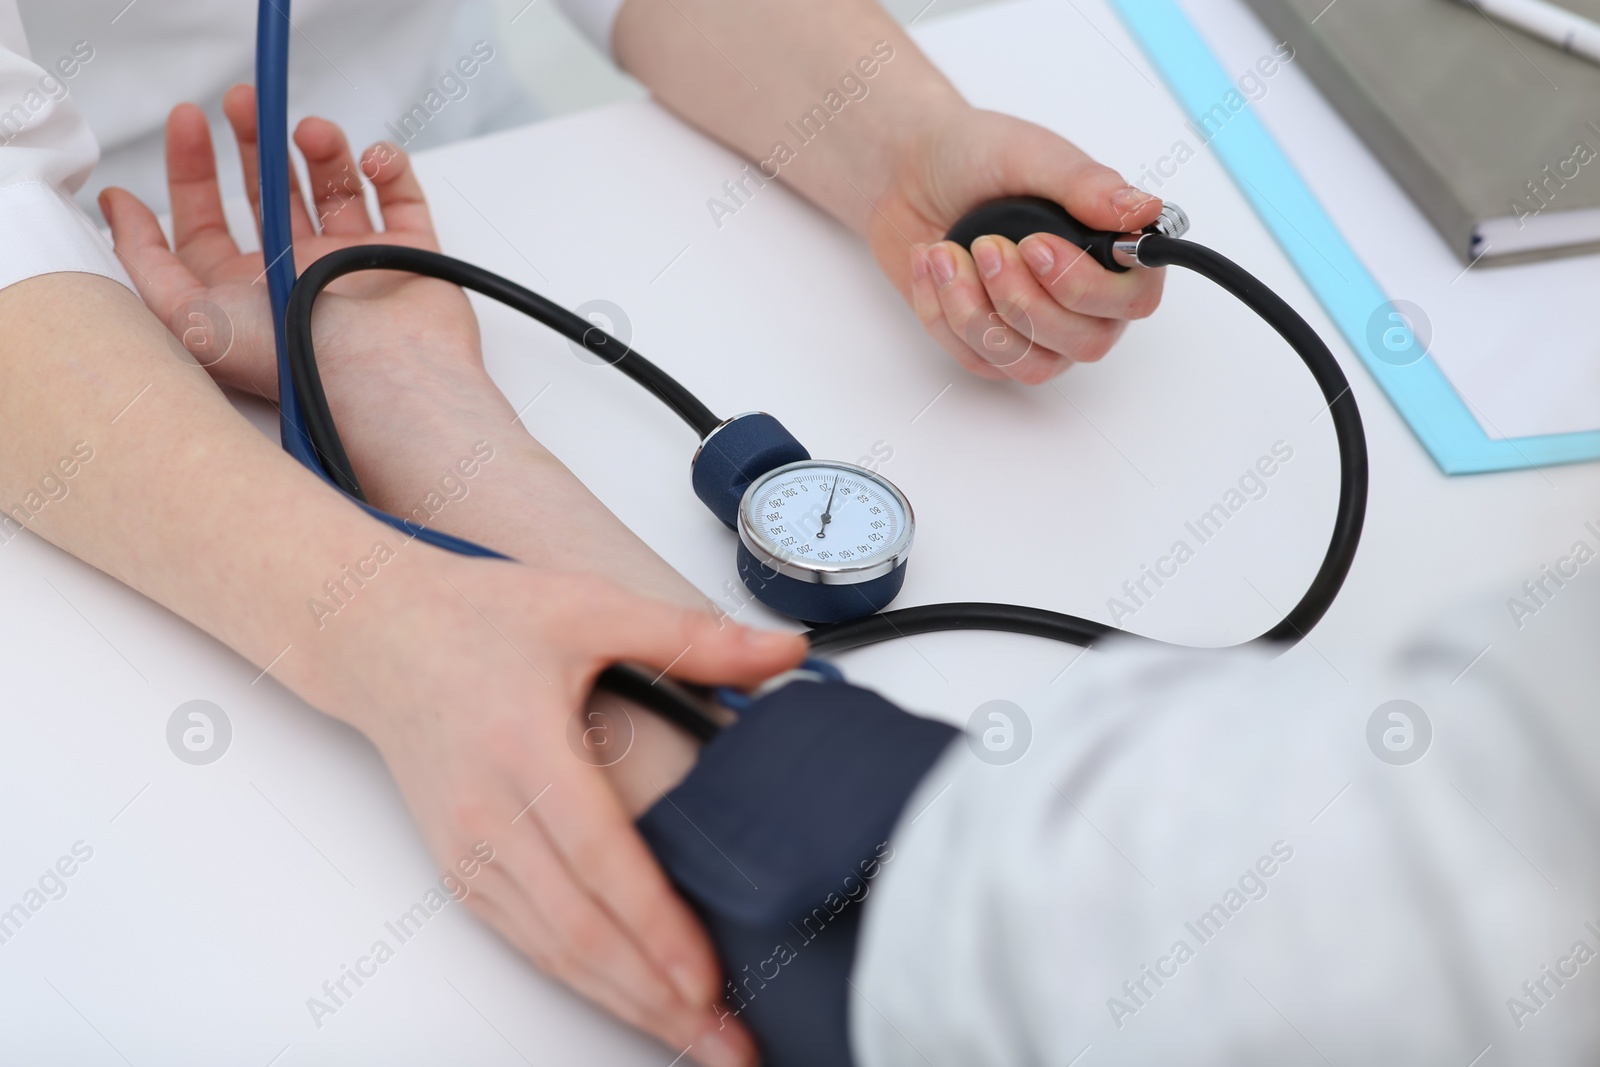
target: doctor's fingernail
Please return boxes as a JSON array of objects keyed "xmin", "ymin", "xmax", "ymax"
[
  {"xmin": 1020, "ymin": 237, "xmax": 1055, "ymax": 277},
  {"xmin": 910, "ymin": 244, "xmax": 930, "ymax": 280},
  {"xmin": 740, "ymin": 626, "xmax": 789, "ymax": 649},
  {"xmin": 972, "ymin": 236, "xmax": 1003, "ymax": 280},
  {"xmin": 692, "ymin": 1027, "xmax": 743, "ymax": 1067},
  {"xmin": 929, "ymin": 244, "xmax": 957, "ymax": 288},
  {"xmin": 1111, "ymin": 185, "xmax": 1157, "ymax": 217},
  {"xmin": 670, "ymin": 963, "xmax": 709, "ymax": 1005}
]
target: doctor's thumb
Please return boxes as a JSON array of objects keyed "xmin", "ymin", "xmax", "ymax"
[
  {"xmin": 1067, "ymin": 169, "xmax": 1162, "ymax": 236},
  {"xmin": 1018, "ymin": 135, "xmax": 1165, "ymax": 236}
]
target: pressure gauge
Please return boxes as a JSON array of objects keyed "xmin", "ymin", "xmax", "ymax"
[
  {"xmin": 688, "ymin": 412, "xmax": 915, "ymax": 624},
  {"xmin": 736, "ymin": 460, "xmax": 914, "ymax": 623}
]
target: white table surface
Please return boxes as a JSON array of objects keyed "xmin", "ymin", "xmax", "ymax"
[{"xmin": 5, "ymin": 0, "xmax": 1598, "ymax": 1063}]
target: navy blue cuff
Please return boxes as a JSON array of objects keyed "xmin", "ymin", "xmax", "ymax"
[
  {"xmin": 636, "ymin": 675, "xmax": 955, "ymax": 1067},
  {"xmin": 637, "ymin": 677, "xmax": 956, "ymax": 927}
]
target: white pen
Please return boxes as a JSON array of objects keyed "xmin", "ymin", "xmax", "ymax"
[{"xmin": 1452, "ymin": 0, "xmax": 1600, "ymax": 66}]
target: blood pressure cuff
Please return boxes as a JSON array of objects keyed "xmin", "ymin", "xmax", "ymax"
[{"xmin": 636, "ymin": 675, "xmax": 957, "ymax": 1067}]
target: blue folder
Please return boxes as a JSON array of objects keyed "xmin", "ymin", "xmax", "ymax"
[{"xmin": 1110, "ymin": 1, "xmax": 1600, "ymax": 474}]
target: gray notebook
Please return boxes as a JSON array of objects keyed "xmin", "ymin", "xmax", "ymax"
[{"xmin": 1242, "ymin": 0, "xmax": 1600, "ymax": 266}]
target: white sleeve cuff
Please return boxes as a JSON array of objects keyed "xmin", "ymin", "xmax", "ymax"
[
  {"xmin": 553, "ymin": 0, "xmax": 627, "ymax": 59},
  {"xmin": 0, "ymin": 180, "xmax": 133, "ymax": 295}
]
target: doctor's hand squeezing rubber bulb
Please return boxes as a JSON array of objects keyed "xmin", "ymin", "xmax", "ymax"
[
  {"xmin": 944, "ymin": 195, "xmax": 1191, "ymax": 270},
  {"xmin": 689, "ymin": 198, "xmax": 1187, "ymax": 625}
]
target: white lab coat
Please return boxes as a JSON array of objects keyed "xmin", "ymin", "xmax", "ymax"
[{"xmin": 0, "ymin": 0, "xmax": 621, "ymax": 294}]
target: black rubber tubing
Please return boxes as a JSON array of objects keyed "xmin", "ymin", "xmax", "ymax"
[{"xmin": 285, "ymin": 238, "xmax": 1366, "ymax": 677}]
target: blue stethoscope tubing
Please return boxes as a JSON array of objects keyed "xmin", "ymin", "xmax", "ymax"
[
  {"xmin": 255, "ymin": 0, "xmax": 745, "ymax": 742},
  {"xmin": 255, "ymin": 0, "xmax": 507, "ymax": 560}
]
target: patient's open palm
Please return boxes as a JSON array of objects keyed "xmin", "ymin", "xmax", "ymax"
[{"xmin": 103, "ymin": 85, "xmax": 480, "ymax": 404}]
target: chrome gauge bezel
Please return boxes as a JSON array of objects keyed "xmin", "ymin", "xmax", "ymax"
[{"xmin": 737, "ymin": 460, "xmax": 914, "ymax": 585}]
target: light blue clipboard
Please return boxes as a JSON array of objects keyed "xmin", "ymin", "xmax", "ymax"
[{"xmin": 1108, "ymin": 0, "xmax": 1600, "ymax": 474}]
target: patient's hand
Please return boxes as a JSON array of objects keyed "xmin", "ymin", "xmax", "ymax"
[
  {"xmin": 103, "ymin": 86, "xmax": 708, "ymax": 609},
  {"xmin": 102, "ymin": 86, "xmax": 494, "ymax": 508}
]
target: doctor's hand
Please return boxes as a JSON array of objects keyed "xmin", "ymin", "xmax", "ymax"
[
  {"xmin": 310, "ymin": 557, "xmax": 804, "ymax": 1067},
  {"xmin": 868, "ymin": 106, "xmax": 1167, "ymax": 384}
]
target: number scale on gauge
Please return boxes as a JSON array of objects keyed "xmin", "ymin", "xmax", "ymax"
[{"xmin": 749, "ymin": 468, "xmax": 904, "ymax": 567}]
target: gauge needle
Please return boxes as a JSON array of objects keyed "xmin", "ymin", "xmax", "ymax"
[{"xmin": 817, "ymin": 475, "xmax": 840, "ymax": 539}]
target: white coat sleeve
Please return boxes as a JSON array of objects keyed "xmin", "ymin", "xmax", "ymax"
[
  {"xmin": 552, "ymin": 0, "xmax": 626, "ymax": 59},
  {"xmin": 851, "ymin": 601, "xmax": 1600, "ymax": 1067},
  {"xmin": 0, "ymin": 6, "xmax": 130, "ymax": 295}
]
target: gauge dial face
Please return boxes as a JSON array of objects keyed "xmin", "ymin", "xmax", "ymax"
[{"xmin": 739, "ymin": 461, "xmax": 912, "ymax": 581}]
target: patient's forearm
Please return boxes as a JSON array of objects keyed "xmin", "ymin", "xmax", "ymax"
[
  {"xmin": 613, "ymin": 0, "xmax": 963, "ymax": 235},
  {"xmin": 0, "ymin": 273, "xmax": 427, "ymax": 710},
  {"xmin": 324, "ymin": 355, "xmax": 705, "ymax": 610},
  {"xmin": 0, "ymin": 274, "xmax": 697, "ymax": 789}
]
